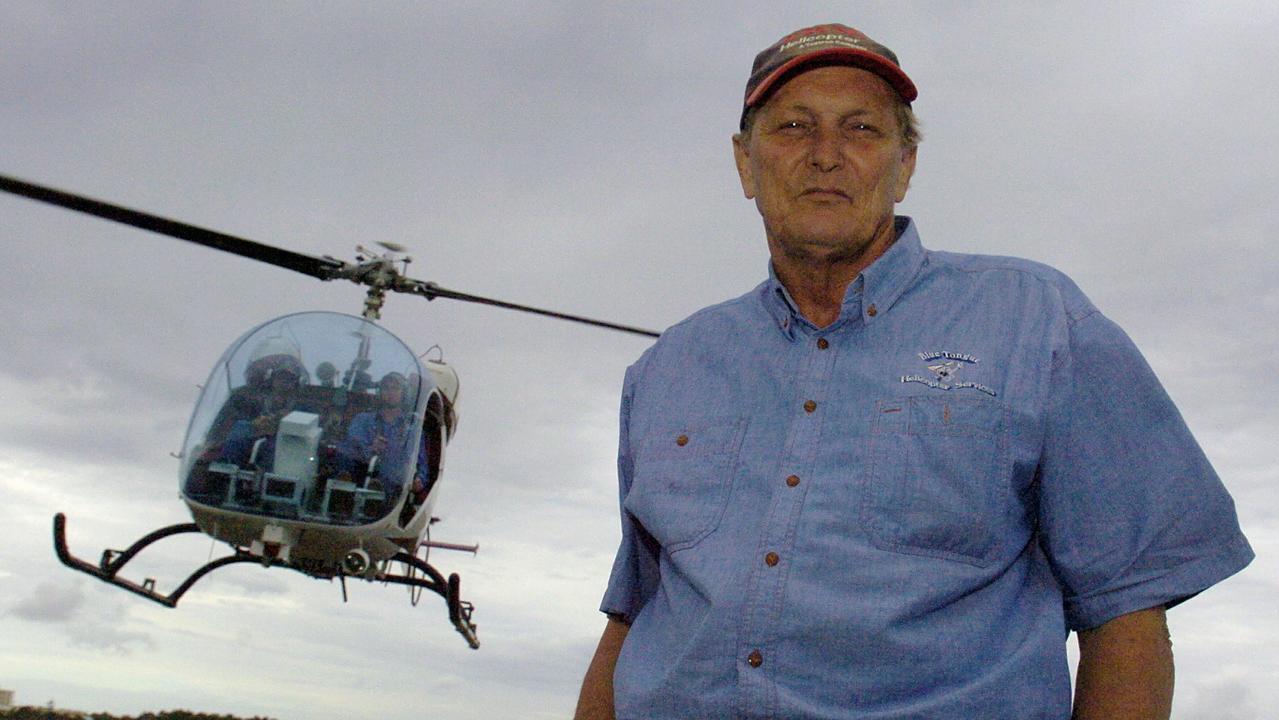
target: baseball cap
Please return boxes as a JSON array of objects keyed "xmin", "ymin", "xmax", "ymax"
[{"xmin": 741, "ymin": 24, "xmax": 917, "ymax": 129}]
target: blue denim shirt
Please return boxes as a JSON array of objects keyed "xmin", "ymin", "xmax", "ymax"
[
  {"xmin": 343, "ymin": 410, "xmax": 428, "ymax": 497},
  {"xmin": 602, "ymin": 217, "xmax": 1253, "ymax": 719}
]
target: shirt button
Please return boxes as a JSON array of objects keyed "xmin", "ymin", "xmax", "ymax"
[
  {"xmin": 816, "ymin": 337, "xmax": 829, "ymax": 350},
  {"xmin": 786, "ymin": 474, "xmax": 800, "ymax": 487},
  {"xmin": 675, "ymin": 434, "xmax": 689, "ymax": 446},
  {"xmin": 803, "ymin": 400, "xmax": 817, "ymax": 413},
  {"xmin": 866, "ymin": 303, "xmax": 878, "ymax": 317},
  {"xmin": 764, "ymin": 551, "xmax": 779, "ymax": 567},
  {"xmin": 747, "ymin": 650, "xmax": 763, "ymax": 668}
]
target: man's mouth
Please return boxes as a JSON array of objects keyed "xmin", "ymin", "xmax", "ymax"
[{"xmin": 801, "ymin": 188, "xmax": 851, "ymax": 200}]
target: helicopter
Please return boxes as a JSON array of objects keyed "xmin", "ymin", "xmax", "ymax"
[{"xmin": 0, "ymin": 173, "xmax": 659, "ymax": 650}]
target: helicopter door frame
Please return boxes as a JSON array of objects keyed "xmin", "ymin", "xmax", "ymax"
[
  {"xmin": 394, "ymin": 388, "xmax": 447, "ymax": 529},
  {"xmin": 423, "ymin": 390, "xmax": 447, "ymax": 494}
]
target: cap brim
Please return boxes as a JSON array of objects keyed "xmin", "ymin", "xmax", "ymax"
[{"xmin": 745, "ymin": 47, "xmax": 918, "ymax": 110}]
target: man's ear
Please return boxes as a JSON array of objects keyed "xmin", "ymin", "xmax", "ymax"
[
  {"xmin": 732, "ymin": 132, "xmax": 757, "ymax": 200},
  {"xmin": 895, "ymin": 145, "xmax": 917, "ymax": 203}
]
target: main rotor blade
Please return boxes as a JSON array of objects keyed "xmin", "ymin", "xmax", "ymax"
[
  {"xmin": 2, "ymin": 173, "xmax": 662, "ymax": 338},
  {"xmin": 0, "ymin": 174, "xmax": 344, "ymax": 280},
  {"xmin": 412, "ymin": 282, "xmax": 661, "ymax": 338}
]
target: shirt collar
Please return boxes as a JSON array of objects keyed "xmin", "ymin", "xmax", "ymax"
[{"xmin": 760, "ymin": 216, "xmax": 926, "ymax": 340}]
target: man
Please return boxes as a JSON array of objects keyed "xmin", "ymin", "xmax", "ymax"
[
  {"xmin": 214, "ymin": 349, "xmax": 309, "ymax": 469},
  {"xmin": 576, "ymin": 24, "xmax": 1252, "ymax": 720},
  {"xmin": 343, "ymin": 371, "xmax": 430, "ymax": 502}
]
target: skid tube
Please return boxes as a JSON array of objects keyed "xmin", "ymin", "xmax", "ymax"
[
  {"xmin": 52, "ymin": 512, "xmax": 265, "ymax": 607},
  {"xmin": 384, "ymin": 550, "xmax": 479, "ymax": 649},
  {"xmin": 52, "ymin": 513, "xmax": 479, "ymax": 648}
]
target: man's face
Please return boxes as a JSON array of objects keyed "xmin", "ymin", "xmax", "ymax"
[
  {"xmin": 379, "ymin": 379, "xmax": 404, "ymax": 407},
  {"xmin": 269, "ymin": 369, "xmax": 298, "ymax": 394},
  {"xmin": 733, "ymin": 65, "xmax": 916, "ymax": 267}
]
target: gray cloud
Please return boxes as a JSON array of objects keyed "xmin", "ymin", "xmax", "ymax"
[
  {"xmin": 6, "ymin": 580, "xmax": 155, "ymax": 654},
  {"xmin": 1179, "ymin": 680, "xmax": 1258, "ymax": 720},
  {"xmin": 7, "ymin": 580, "xmax": 86, "ymax": 623},
  {"xmin": 1, "ymin": 3, "xmax": 1275, "ymax": 718},
  {"xmin": 67, "ymin": 616, "xmax": 156, "ymax": 655}
]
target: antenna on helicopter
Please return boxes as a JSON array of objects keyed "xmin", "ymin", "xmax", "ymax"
[{"xmin": 0, "ymin": 174, "xmax": 661, "ymax": 336}]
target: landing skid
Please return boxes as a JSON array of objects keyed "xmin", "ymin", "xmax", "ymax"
[
  {"xmin": 51, "ymin": 512, "xmax": 479, "ymax": 648},
  {"xmin": 386, "ymin": 550, "xmax": 479, "ymax": 649}
]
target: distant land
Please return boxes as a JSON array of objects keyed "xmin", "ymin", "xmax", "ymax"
[{"xmin": 1, "ymin": 709, "xmax": 276, "ymax": 720}]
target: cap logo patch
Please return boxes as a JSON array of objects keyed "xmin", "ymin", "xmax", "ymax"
[{"xmin": 778, "ymin": 34, "xmax": 865, "ymax": 54}]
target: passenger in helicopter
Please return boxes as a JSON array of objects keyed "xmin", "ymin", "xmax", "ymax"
[
  {"xmin": 304, "ymin": 360, "xmax": 348, "ymax": 440},
  {"xmin": 217, "ymin": 352, "xmax": 311, "ymax": 470},
  {"xmin": 315, "ymin": 361, "xmax": 338, "ymax": 387},
  {"xmin": 342, "ymin": 367, "xmax": 375, "ymax": 392},
  {"xmin": 342, "ymin": 371, "xmax": 430, "ymax": 503}
]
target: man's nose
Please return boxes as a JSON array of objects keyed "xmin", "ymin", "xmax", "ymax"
[{"xmin": 808, "ymin": 126, "xmax": 843, "ymax": 172}]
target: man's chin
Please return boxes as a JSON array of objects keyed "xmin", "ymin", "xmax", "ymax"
[{"xmin": 770, "ymin": 229, "xmax": 884, "ymax": 265}]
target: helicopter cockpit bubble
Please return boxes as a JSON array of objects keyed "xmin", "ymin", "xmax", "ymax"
[{"xmin": 180, "ymin": 311, "xmax": 433, "ymax": 527}]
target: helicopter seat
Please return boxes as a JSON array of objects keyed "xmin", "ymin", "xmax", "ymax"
[
  {"xmin": 196, "ymin": 462, "xmax": 239, "ymax": 505},
  {"xmin": 248, "ymin": 437, "xmax": 269, "ymax": 467},
  {"xmin": 322, "ymin": 478, "xmax": 386, "ymax": 523},
  {"xmin": 197, "ymin": 461, "xmax": 264, "ymax": 509}
]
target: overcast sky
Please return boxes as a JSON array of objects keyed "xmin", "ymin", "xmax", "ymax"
[{"xmin": 1, "ymin": 3, "xmax": 1276, "ymax": 718}]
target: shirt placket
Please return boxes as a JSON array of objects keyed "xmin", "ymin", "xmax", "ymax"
[{"xmin": 736, "ymin": 328, "xmax": 839, "ymax": 719}]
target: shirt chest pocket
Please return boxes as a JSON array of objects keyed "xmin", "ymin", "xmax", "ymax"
[
  {"xmin": 861, "ymin": 396, "xmax": 1011, "ymax": 567},
  {"xmin": 624, "ymin": 417, "xmax": 747, "ymax": 553}
]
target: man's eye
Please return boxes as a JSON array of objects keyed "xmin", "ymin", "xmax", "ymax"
[{"xmin": 777, "ymin": 121, "xmax": 807, "ymax": 133}]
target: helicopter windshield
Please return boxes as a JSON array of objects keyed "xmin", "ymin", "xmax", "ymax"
[{"xmin": 180, "ymin": 312, "xmax": 432, "ymax": 527}]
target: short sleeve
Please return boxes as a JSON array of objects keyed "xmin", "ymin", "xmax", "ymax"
[
  {"xmin": 599, "ymin": 362, "xmax": 661, "ymax": 623},
  {"xmin": 1037, "ymin": 310, "xmax": 1253, "ymax": 631}
]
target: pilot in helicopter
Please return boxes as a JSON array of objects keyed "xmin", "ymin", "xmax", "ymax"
[
  {"xmin": 216, "ymin": 340, "xmax": 313, "ymax": 470},
  {"xmin": 342, "ymin": 371, "xmax": 430, "ymax": 503}
]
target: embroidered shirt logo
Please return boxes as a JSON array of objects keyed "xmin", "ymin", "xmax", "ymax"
[
  {"xmin": 927, "ymin": 359, "xmax": 963, "ymax": 382},
  {"xmin": 901, "ymin": 351, "xmax": 997, "ymax": 396}
]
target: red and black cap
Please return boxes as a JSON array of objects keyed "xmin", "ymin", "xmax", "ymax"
[{"xmin": 741, "ymin": 24, "xmax": 917, "ymax": 129}]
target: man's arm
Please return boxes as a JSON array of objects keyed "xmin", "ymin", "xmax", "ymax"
[
  {"xmin": 574, "ymin": 616, "xmax": 630, "ymax": 720},
  {"xmin": 1072, "ymin": 606, "xmax": 1173, "ymax": 720}
]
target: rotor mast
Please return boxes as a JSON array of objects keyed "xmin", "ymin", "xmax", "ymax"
[{"xmin": 348, "ymin": 244, "xmax": 412, "ymax": 320}]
